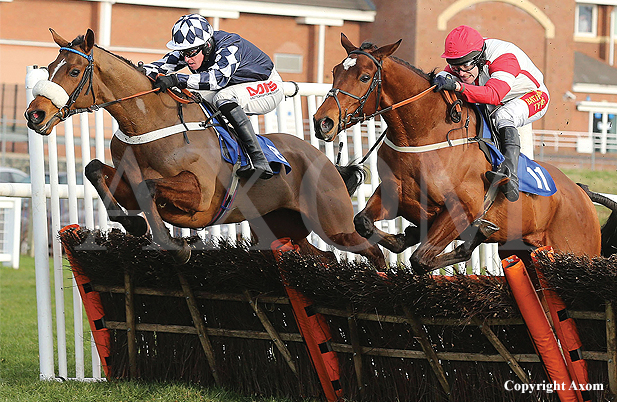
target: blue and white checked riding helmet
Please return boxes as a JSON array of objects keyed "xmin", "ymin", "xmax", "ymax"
[{"xmin": 166, "ymin": 14, "xmax": 214, "ymax": 51}]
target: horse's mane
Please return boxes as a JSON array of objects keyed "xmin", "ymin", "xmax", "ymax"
[
  {"xmin": 69, "ymin": 35, "xmax": 141, "ymax": 71},
  {"xmin": 96, "ymin": 45, "xmax": 140, "ymax": 70},
  {"xmin": 391, "ymin": 57, "xmax": 437, "ymax": 82},
  {"xmin": 359, "ymin": 41, "xmax": 436, "ymax": 82}
]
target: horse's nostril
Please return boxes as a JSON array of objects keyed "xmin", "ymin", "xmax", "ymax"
[
  {"xmin": 320, "ymin": 118, "xmax": 334, "ymax": 134},
  {"xmin": 27, "ymin": 110, "xmax": 45, "ymax": 125}
]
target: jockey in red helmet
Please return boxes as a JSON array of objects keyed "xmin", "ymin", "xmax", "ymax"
[{"xmin": 432, "ymin": 25, "xmax": 550, "ymax": 202}]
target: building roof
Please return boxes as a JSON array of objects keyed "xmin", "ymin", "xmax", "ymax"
[
  {"xmin": 234, "ymin": 0, "xmax": 376, "ymax": 11},
  {"xmin": 127, "ymin": 0, "xmax": 376, "ymax": 22},
  {"xmin": 574, "ymin": 51, "xmax": 617, "ymax": 85}
]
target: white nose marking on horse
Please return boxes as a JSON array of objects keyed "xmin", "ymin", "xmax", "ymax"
[
  {"xmin": 50, "ymin": 59, "xmax": 66, "ymax": 81},
  {"xmin": 343, "ymin": 57, "xmax": 357, "ymax": 70}
]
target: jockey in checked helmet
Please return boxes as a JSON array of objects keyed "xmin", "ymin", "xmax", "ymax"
[
  {"xmin": 431, "ymin": 25, "xmax": 550, "ymax": 202},
  {"xmin": 143, "ymin": 14, "xmax": 285, "ymax": 180}
]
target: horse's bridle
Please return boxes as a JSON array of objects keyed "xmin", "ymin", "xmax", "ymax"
[
  {"xmin": 326, "ymin": 49, "xmax": 442, "ymax": 136},
  {"xmin": 325, "ymin": 50, "xmax": 383, "ymax": 134},
  {"xmin": 52, "ymin": 47, "xmax": 97, "ymax": 121},
  {"xmin": 43, "ymin": 46, "xmax": 170, "ymax": 124},
  {"xmin": 326, "ymin": 49, "xmax": 468, "ymax": 163}
]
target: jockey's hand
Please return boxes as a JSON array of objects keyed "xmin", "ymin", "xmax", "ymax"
[
  {"xmin": 136, "ymin": 61, "xmax": 147, "ymax": 75},
  {"xmin": 432, "ymin": 74, "xmax": 459, "ymax": 92},
  {"xmin": 154, "ymin": 74, "xmax": 180, "ymax": 92}
]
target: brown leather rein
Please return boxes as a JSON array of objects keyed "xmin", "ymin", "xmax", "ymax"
[
  {"xmin": 328, "ymin": 49, "xmax": 464, "ymax": 163},
  {"xmin": 51, "ymin": 47, "xmax": 195, "ymax": 121}
]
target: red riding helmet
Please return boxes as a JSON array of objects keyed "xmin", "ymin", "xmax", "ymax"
[{"xmin": 441, "ymin": 25, "xmax": 485, "ymax": 65}]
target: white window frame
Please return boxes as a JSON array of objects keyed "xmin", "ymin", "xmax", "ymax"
[{"xmin": 575, "ymin": 3, "xmax": 598, "ymax": 37}]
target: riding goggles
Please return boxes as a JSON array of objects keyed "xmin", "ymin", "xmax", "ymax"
[
  {"xmin": 181, "ymin": 46, "xmax": 203, "ymax": 58},
  {"xmin": 449, "ymin": 62, "xmax": 476, "ymax": 73}
]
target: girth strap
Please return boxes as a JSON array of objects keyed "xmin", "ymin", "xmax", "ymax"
[
  {"xmin": 113, "ymin": 122, "xmax": 205, "ymax": 144},
  {"xmin": 383, "ymin": 136, "xmax": 474, "ymax": 153}
]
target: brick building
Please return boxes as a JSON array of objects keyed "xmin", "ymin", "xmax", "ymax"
[
  {"xmin": 366, "ymin": 0, "xmax": 617, "ymax": 141},
  {"xmin": 2, "ymin": 0, "xmax": 617, "ymax": 141}
]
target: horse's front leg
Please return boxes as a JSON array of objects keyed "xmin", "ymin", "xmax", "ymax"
[
  {"xmin": 354, "ymin": 184, "xmax": 421, "ymax": 253},
  {"xmin": 84, "ymin": 159, "xmax": 147, "ymax": 236},
  {"xmin": 135, "ymin": 172, "xmax": 202, "ymax": 265},
  {"xmin": 410, "ymin": 206, "xmax": 497, "ymax": 274},
  {"xmin": 110, "ymin": 148, "xmax": 192, "ymax": 264}
]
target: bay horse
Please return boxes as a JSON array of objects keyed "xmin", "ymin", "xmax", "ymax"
[
  {"xmin": 25, "ymin": 28, "xmax": 385, "ymax": 267},
  {"xmin": 313, "ymin": 34, "xmax": 609, "ymax": 274}
]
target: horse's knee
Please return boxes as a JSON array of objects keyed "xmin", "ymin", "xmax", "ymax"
[
  {"xmin": 354, "ymin": 213, "xmax": 373, "ymax": 238},
  {"xmin": 135, "ymin": 179, "xmax": 156, "ymax": 201}
]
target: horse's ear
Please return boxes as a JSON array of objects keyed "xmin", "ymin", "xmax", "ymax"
[
  {"xmin": 341, "ymin": 33, "xmax": 357, "ymax": 55},
  {"xmin": 49, "ymin": 28, "xmax": 69, "ymax": 48},
  {"xmin": 373, "ymin": 39, "xmax": 403, "ymax": 60},
  {"xmin": 82, "ymin": 29, "xmax": 95, "ymax": 53}
]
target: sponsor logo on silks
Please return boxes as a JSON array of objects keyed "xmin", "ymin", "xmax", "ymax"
[
  {"xmin": 520, "ymin": 90, "xmax": 549, "ymax": 117},
  {"xmin": 267, "ymin": 144, "xmax": 288, "ymax": 163},
  {"xmin": 247, "ymin": 81, "xmax": 279, "ymax": 97}
]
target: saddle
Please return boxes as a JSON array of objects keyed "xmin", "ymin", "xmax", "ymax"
[
  {"xmin": 473, "ymin": 105, "xmax": 556, "ymax": 197},
  {"xmin": 199, "ymin": 102, "xmax": 291, "ymax": 175}
]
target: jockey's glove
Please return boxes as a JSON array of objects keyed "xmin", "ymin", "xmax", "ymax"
[
  {"xmin": 432, "ymin": 74, "xmax": 458, "ymax": 92},
  {"xmin": 154, "ymin": 74, "xmax": 180, "ymax": 92}
]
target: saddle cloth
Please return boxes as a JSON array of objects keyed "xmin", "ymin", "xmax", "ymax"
[
  {"xmin": 476, "ymin": 106, "xmax": 556, "ymax": 197},
  {"xmin": 203, "ymin": 104, "xmax": 291, "ymax": 174}
]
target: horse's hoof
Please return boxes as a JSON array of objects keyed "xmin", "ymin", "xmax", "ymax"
[
  {"xmin": 126, "ymin": 216, "xmax": 148, "ymax": 237},
  {"xmin": 111, "ymin": 215, "xmax": 148, "ymax": 237},
  {"xmin": 171, "ymin": 239, "xmax": 191, "ymax": 265},
  {"xmin": 409, "ymin": 257, "xmax": 430, "ymax": 275},
  {"xmin": 387, "ymin": 233, "xmax": 408, "ymax": 253},
  {"xmin": 353, "ymin": 214, "xmax": 373, "ymax": 239}
]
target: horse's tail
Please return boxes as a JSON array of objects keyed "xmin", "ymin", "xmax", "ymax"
[
  {"xmin": 578, "ymin": 182, "xmax": 617, "ymax": 257},
  {"xmin": 336, "ymin": 163, "xmax": 366, "ymax": 196}
]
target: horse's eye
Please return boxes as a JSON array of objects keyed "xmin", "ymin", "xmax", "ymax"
[
  {"xmin": 69, "ymin": 69, "xmax": 80, "ymax": 77},
  {"xmin": 360, "ymin": 74, "xmax": 371, "ymax": 83}
]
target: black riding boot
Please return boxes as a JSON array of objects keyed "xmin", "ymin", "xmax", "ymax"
[
  {"xmin": 486, "ymin": 126, "xmax": 520, "ymax": 202},
  {"xmin": 219, "ymin": 102, "xmax": 273, "ymax": 180}
]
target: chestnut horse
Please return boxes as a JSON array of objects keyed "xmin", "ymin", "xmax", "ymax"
[
  {"xmin": 313, "ymin": 34, "xmax": 605, "ymax": 274},
  {"xmin": 25, "ymin": 28, "xmax": 384, "ymax": 267}
]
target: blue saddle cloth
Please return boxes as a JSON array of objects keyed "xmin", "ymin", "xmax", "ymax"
[
  {"xmin": 203, "ymin": 104, "xmax": 291, "ymax": 174},
  {"xmin": 477, "ymin": 107, "xmax": 556, "ymax": 197}
]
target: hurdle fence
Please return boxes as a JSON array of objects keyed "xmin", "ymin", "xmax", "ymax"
[{"xmin": 20, "ymin": 65, "xmax": 501, "ymax": 381}]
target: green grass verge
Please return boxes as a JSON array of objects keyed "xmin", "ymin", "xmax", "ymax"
[{"xmin": 562, "ymin": 168, "xmax": 617, "ymax": 224}]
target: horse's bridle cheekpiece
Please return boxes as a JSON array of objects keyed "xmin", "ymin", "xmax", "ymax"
[
  {"xmin": 325, "ymin": 50, "xmax": 383, "ymax": 134},
  {"xmin": 54, "ymin": 47, "xmax": 96, "ymax": 120}
]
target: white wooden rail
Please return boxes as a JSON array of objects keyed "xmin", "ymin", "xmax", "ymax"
[{"xmin": 22, "ymin": 66, "xmax": 501, "ymax": 381}]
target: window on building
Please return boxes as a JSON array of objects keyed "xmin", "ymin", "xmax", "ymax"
[
  {"xmin": 274, "ymin": 54, "xmax": 303, "ymax": 74},
  {"xmin": 576, "ymin": 4, "xmax": 597, "ymax": 37},
  {"xmin": 592, "ymin": 111, "xmax": 617, "ymax": 152}
]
